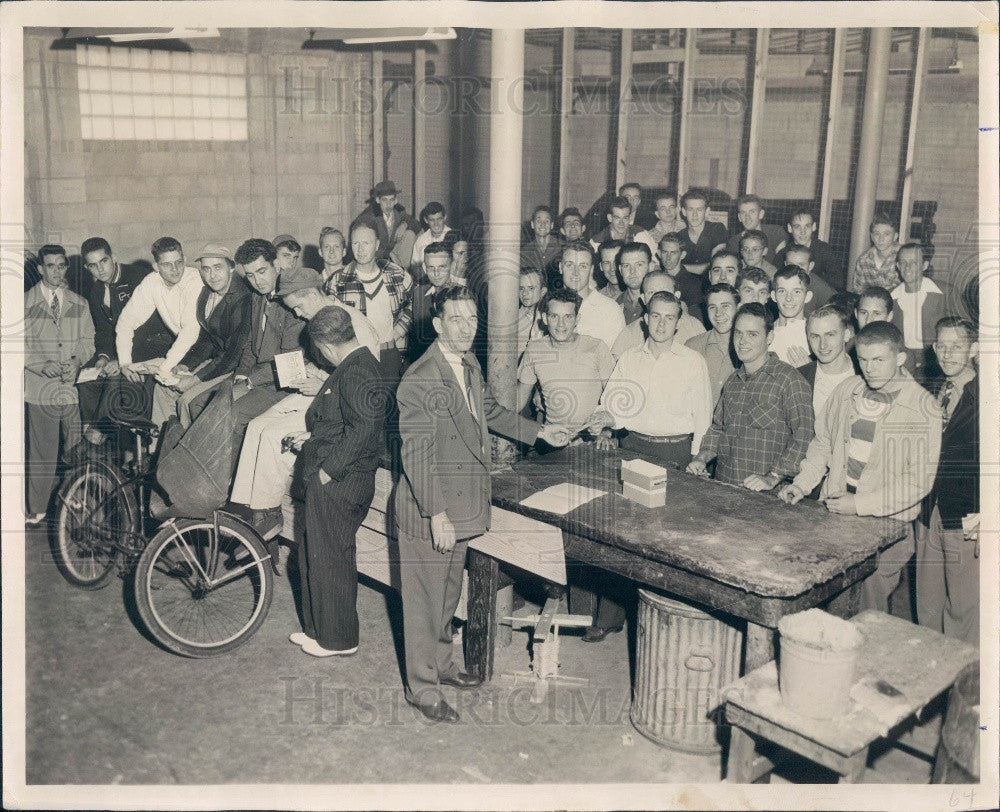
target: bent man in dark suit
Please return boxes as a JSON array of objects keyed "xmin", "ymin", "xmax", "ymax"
[
  {"xmin": 288, "ymin": 306, "xmax": 390, "ymax": 657},
  {"xmin": 394, "ymin": 286, "xmax": 570, "ymax": 722}
]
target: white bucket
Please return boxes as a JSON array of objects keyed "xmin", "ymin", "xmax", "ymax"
[{"xmin": 777, "ymin": 609, "xmax": 862, "ymax": 719}]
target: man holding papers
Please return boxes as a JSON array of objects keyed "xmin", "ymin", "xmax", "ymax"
[{"xmin": 394, "ymin": 286, "xmax": 570, "ymax": 723}]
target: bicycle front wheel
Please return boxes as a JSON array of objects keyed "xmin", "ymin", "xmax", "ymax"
[
  {"xmin": 52, "ymin": 460, "xmax": 136, "ymax": 589},
  {"xmin": 133, "ymin": 515, "xmax": 274, "ymax": 657}
]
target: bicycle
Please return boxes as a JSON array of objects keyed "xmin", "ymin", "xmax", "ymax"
[{"xmin": 51, "ymin": 415, "xmax": 274, "ymax": 658}]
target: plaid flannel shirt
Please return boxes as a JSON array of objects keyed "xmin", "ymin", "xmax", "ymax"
[
  {"xmin": 332, "ymin": 259, "xmax": 413, "ymax": 349},
  {"xmin": 697, "ymin": 352, "xmax": 814, "ymax": 486}
]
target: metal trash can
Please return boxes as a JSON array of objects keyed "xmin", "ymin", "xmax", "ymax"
[
  {"xmin": 631, "ymin": 589, "xmax": 743, "ymax": 752},
  {"xmin": 932, "ymin": 661, "xmax": 980, "ymax": 783}
]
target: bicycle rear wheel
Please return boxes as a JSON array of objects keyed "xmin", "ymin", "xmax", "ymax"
[
  {"xmin": 52, "ymin": 461, "xmax": 137, "ymax": 589},
  {"xmin": 133, "ymin": 515, "xmax": 273, "ymax": 657}
]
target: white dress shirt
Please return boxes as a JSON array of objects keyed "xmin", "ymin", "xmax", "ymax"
[
  {"xmin": 771, "ymin": 317, "xmax": 809, "ymax": 367},
  {"xmin": 601, "ymin": 339, "xmax": 713, "ymax": 453},
  {"xmin": 115, "ymin": 266, "xmax": 204, "ymax": 371},
  {"xmin": 575, "ymin": 287, "xmax": 627, "ymax": 351},
  {"xmin": 610, "ymin": 314, "xmax": 705, "ymax": 360}
]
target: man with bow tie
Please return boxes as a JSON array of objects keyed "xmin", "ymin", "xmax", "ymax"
[{"xmin": 394, "ymin": 286, "xmax": 571, "ymax": 723}]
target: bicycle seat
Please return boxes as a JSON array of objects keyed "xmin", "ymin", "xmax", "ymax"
[{"xmin": 110, "ymin": 415, "xmax": 160, "ymax": 437}]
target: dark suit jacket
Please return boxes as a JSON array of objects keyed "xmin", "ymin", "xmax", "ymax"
[
  {"xmin": 293, "ymin": 347, "xmax": 389, "ymax": 500},
  {"xmin": 181, "ymin": 278, "xmax": 253, "ymax": 381},
  {"xmin": 86, "ymin": 262, "xmax": 169, "ymax": 365},
  {"xmin": 927, "ymin": 376, "xmax": 978, "ymax": 529},
  {"xmin": 395, "ymin": 341, "xmax": 540, "ymax": 541},
  {"xmin": 236, "ymin": 286, "xmax": 306, "ymax": 386}
]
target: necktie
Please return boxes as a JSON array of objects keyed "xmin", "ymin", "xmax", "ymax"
[
  {"xmin": 939, "ymin": 380, "xmax": 955, "ymax": 423},
  {"xmin": 50, "ymin": 292, "xmax": 60, "ymax": 322},
  {"xmin": 462, "ymin": 363, "xmax": 478, "ymax": 421}
]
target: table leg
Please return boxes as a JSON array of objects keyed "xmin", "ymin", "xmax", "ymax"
[
  {"xmin": 744, "ymin": 622, "xmax": 775, "ymax": 672},
  {"xmin": 465, "ymin": 548, "xmax": 499, "ymax": 682},
  {"xmin": 826, "ymin": 580, "xmax": 862, "ymax": 620},
  {"xmin": 726, "ymin": 726, "xmax": 763, "ymax": 783},
  {"xmin": 838, "ymin": 748, "xmax": 868, "ymax": 783}
]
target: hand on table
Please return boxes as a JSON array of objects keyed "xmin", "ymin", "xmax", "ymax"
[
  {"xmin": 538, "ymin": 423, "xmax": 571, "ymax": 447},
  {"xmin": 743, "ymin": 473, "xmax": 780, "ymax": 492},
  {"xmin": 686, "ymin": 458, "xmax": 709, "ymax": 477},
  {"xmin": 98, "ymin": 359, "xmax": 120, "ymax": 378},
  {"xmin": 777, "ymin": 483, "xmax": 805, "ymax": 505},
  {"xmin": 594, "ymin": 431, "xmax": 616, "ymax": 451},
  {"xmin": 430, "ymin": 511, "xmax": 457, "ymax": 554},
  {"xmin": 585, "ymin": 408, "xmax": 614, "ymax": 435},
  {"xmin": 823, "ymin": 493, "xmax": 857, "ymax": 515}
]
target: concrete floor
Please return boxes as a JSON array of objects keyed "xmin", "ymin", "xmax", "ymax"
[{"xmin": 23, "ymin": 526, "xmax": 939, "ymax": 788}]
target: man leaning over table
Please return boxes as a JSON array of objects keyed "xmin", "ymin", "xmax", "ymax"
[
  {"xmin": 777, "ymin": 321, "xmax": 941, "ymax": 614},
  {"xmin": 687, "ymin": 302, "xmax": 814, "ymax": 492},
  {"xmin": 394, "ymin": 285, "xmax": 570, "ymax": 723}
]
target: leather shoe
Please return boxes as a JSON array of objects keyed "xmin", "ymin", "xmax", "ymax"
[
  {"xmin": 439, "ymin": 671, "xmax": 482, "ymax": 690},
  {"xmin": 407, "ymin": 697, "xmax": 459, "ymax": 723},
  {"xmin": 581, "ymin": 624, "xmax": 624, "ymax": 643}
]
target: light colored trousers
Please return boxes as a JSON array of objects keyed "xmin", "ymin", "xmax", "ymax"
[
  {"xmin": 859, "ymin": 523, "xmax": 916, "ymax": 616},
  {"xmin": 229, "ymin": 394, "xmax": 309, "ymax": 509},
  {"xmin": 151, "ymin": 374, "xmax": 229, "ymax": 429},
  {"xmin": 915, "ymin": 505, "xmax": 979, "ymax": 646}
]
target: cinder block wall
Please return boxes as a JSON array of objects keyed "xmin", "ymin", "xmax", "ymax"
[{"xmin": 24, "ymin": 29, "xmax": 371, "ymax": 267}]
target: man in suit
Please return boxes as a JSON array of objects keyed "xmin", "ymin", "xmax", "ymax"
[
  {"xmin": 394, "ymin": 286, "xmax": 571, "ymax": 722},
  {"xmin": 153, "ymin": 244, "xmax": 253, "ymax": 427},
  {"xmin": 76, "ymin": 236, "xmax": 172, "ymax": 450},
  {"xmin": 915, "ymin": 317, "xmax": 979, "ymax": 645},
  {"xmin": 24, "ymin": 245, "xmax": 95, "ymax": 524},
  {"xmin": 351, "ymin": 180, "xmax": 420, "ymax": 270},
  {"xmin": 227, "ymin": 238, "xmax": 307, "ymax": 438},
  {"xmin": 286, "ymin": 306, "xmax": 391, "ymax": 657}
]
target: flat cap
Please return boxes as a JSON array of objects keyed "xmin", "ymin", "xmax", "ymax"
[
  {"xmin": 194, "ymin": 243, "xmax": 233, "ymax": 263},
  {"xmin": 272, "ymin": 234, "xmax": 299, "ymax": 249},
  {"xmin": 275, "ymin": 265, "xmax": 323, "ymax": 298}
]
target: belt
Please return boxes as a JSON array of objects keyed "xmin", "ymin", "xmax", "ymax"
[{"xmin": 627, "ymin": 431, "xmax": 693, "ymax": 444}]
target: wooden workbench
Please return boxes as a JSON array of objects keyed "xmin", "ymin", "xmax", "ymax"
[{"xmin": 466, "ymin": 445, "xmax": 906, "ymax": 681}]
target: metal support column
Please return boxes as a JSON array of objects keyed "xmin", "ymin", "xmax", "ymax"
[
  {"xmin": 743, "ymin": 29, "xmax": 769, "ymax": 194},
  {"xmin": 372, "ymin": 49, "xmax": 384, "ymax": 186},
  {"xmin": 848, "ymin": 27, "xmax": 893, "ymax": 270},
  {"xmin": 557, "ymin": 28, "xmax": 574, "ymax": 211},
  {"xmin": 412, "ymin": 46, "xmax": 427, "ymax": 212},
  {"xmin": 676, "ymin": 28, "xmax": 696, "ymax": 194},
  {"xmin": 818, "ymin": 29, "xmax": 845, "ymax": 242},
  {"xmin": 614, "ymin": 29, "xmax": 633, "ymax": 192},
  {"xmin": 487, "ymin": 30, "xmax": 524, "ymax": 410},
  {"xmin": 898, "ymin": 28, "xmax": 928, "ymax": 241}
]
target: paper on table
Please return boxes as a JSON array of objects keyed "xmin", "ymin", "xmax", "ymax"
[
  {"xmin": 519, "ymin": 482, "xmax": 607, "ymax": 516},
  {"xmin": 469, "ymin": 507, "xmax": 566, "ymax": 584},
  {"xmin": 75, "ymin": 367, "xmax": 101, "ymax": 384},
  {"xmin": 274, "ymin": 350, "xmax": 307, "ymax": 389}
]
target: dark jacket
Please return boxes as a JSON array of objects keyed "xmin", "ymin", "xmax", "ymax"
[
  {"xmin": 293, "ymin": 347, "xmax": 389, "ymax": 500},
  {"xmin": 926, "ymin": 376, "xmax": 978, "ymax": 529},
  {"xmin": 236, "ymin": 283, "xmax": 306, "ymax": 387},
  {"xmin": 181, "ymin": 279, "xmax": 253, "ymax": 381},
  {"xmin": 86, "ymin": 262, "xmax": 167, "ymax": 365}
]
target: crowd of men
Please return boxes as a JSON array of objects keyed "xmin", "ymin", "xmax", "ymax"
[{"xmin": 25, "ymin": 178, "xmax": 979, "ymax": 723}]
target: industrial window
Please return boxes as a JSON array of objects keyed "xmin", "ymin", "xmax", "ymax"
[{"xmin": 76, "ymin": 45, "xmax": 248, "ymax": 141}]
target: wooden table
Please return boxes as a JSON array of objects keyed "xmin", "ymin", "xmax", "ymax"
[
  {"xmin": 723, "ymin": 611, "xmax": 979, "ymax": 783},
  {"xmin": 466, "ymin": 445, "xmax": 906, "ymax": 681}
]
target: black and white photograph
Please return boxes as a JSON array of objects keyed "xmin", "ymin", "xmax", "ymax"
[{"xmin": 2, "ymin": 2, "xmax": 997, "ymax": 809}]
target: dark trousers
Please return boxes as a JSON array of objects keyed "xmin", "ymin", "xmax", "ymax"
[
  {"xmin": 584, "ymin": 432, "xmax": 692, "ymax": 629},
  {"xmin": 397, "ymin": 527, "xmax": 469, "ymax": 704},
  {"xmin": 25, "ymin": 402, "xmax": 81, "ymax": 515},
  {"xmin": 299, "ymin": 470, "xmax": 376, "ymax": 651}
]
